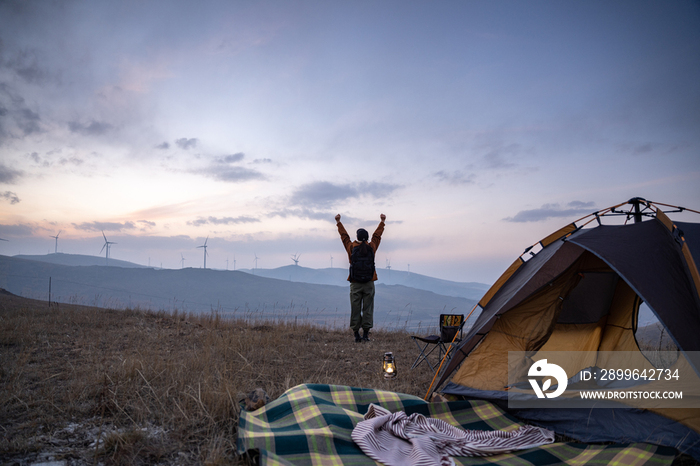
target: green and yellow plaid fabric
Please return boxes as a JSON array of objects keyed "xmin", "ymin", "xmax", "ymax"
[{"xmin": 237, "ymin": 384, "xmax": 677, "ymax": 466}]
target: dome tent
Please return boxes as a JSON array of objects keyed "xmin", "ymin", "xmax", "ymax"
[{"xmin": 429, "ymin": 198, "xmax": 700, "ymax": 459}]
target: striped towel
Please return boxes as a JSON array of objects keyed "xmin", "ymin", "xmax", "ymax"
[{"xmin": 352, "ymin": 403, "xmax": 555, "ymax": 466}]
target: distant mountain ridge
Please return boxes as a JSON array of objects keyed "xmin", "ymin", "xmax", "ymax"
[
  {"xmin": 14, "ymin": 253, "xmax": 148, "ymax": 268},
  {"xmin": 0, "ymin": 254, "xmax": 480, "ymax": 331},
  {"xmin": 239, "ymin": 265, "xmax": 489, "ymax": 301},
  {"xmin": 14, "ymin": 253, "xmax": 491, "ymax": 301}
]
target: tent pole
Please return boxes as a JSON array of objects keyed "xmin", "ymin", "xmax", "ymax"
[
  {"xmin": 628, "ymin": 197, "xmax": 646, "ymax": 223},
  {"xmin": 634, "ymin": 201, "xmax": 642, "ymax": 223}
]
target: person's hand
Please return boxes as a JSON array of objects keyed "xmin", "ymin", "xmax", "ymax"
[
  {"xmin": 380, "ymin": 213, "xmax": 386, "ymax": 222},
  {"xmin": 335, "ymin": 214, "xmax": 341, "ymax": 222}
]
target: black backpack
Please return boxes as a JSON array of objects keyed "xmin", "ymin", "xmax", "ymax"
[{"xmin": 350, "ymin": 242, "xmax": 375, "ymax": 283}]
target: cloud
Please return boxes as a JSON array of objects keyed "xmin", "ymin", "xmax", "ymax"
[
  {"xmin": 68, "ymin": 119, "xmax": 113, "ymax": 136},
  {"xmin": 206, "ymin": 165, "xmax": 265, "ymax": 182},
  {"xmin": 290, "ymin": 182, "xmax": 356, "ymax": 208},
  {"xmin": 357, "ymin": 181, "xmax": 400, "ymax": 198},
  {"xmin": 187, "ymin": 216, "xmax": 260, "ymax": 227},
  {"xmin": 483, "ymin": 143, "xmax": 522, "ymax": 169},
  {"xmin": 253, "ymin": 158, "xmax": 273, "ymax": 164},
  {"xmin": 219, "ymin": 153, "xmax": 245, "ymax": 163},
  {"xmin": 58, "ymin": 156, "xmax": 84, "ymax": 166},
  {"xmin": 156, "ymin": 141, "xmax": 170, "ymax": 150},
  {"xmin": 0, "ymin": 222, "xmax": 35, "ymax": 237},
  {"xmin": 0, "ymin": 164, "xmax": 23, "ymax": 184},
  {"xmin": 175, "ymin": 137, "xmax": 198, "ymax": 149},
  {"xmin": 472, "ymin": 136, "xmax": 528, "ymax": 171},
  {"xmin": 137, "ymin": 220, "xmax": 156, "ymax": 228},
  {"xmin": 5, "ymin": 49, "xmax": 52, "ymax": 85},
  {"xmin": 504, "ymin": 201, "xmax": 596, "ymax": 223},
  {"xmin": 566, "ymin": 201, "xmax": 596, "ymax": 209},
  {"xmin": 615, "ymin": 141, "xmax": 687, "ymax": 156},
  {"xmin": 72, "ymin": 221, "xmax": 137, "ymax": 232},
  {"xmin": 16, "ymin": 107, "xmax": 41, "ymax": 135},
  {"xmin": 192, "ymin": 154, "xmax": 265, "ymax": 183},
  {"xmin": 433, "ymin": 170, "xmax": 475, "ymax": 185},
  {"xmin": 0, "ymin": 83, "xmax": 44, "ymax": 140},
  {"xmin": 289, "ymin": 181, "xmax": 400, "ymax": 209},
  {"xmin": 267, "ymin": 208, "xmax": 335, "ymax": 222},
  {"xmin": 1, "ymin": 191, "xmax": 20, "ymax": 204}
]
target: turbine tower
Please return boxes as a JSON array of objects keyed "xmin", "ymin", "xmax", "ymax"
[
  {"xmin": 254, "ymin": 253, "xmax": 259, "ymax": 270},
  {"xmin": 291, "ymin": 253, "xmax": 301, "ymax": 266},
  {"xmin": 386, "ymin": 258, "xmax": 391, "ymax": 270},
  {"xmin": 100, "ymin": 231, "xmax": 116, "ymax": 265},
  {"xmin": 180, "ymin": 253, "xmax": 186, "ymax": 269},
  {"xmin": 197, "ymin": 236, "xmax": 209, "ymax": 269},
  {"xmin": 330, "ymin": 255, "xmax": 333, "ymax": 268},
  {"xmin": 50, "ymin": 230, "xmax": 61, "ymax": 254}
]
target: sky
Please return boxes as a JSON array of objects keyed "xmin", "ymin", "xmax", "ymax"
[{"xmin": 0, "ymin": 0, "xmax": 699, "ymax": 284}]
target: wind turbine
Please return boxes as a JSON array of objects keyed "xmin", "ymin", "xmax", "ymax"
[
  {"xmin": 330, "ymin": 255, "xmax": 333, "ymax": 268},
  {"xmin": 197, "ymin": 236, "xmax": 209, "ymax": 269},
  {"xmin": 180, "ymin": 253, "xmax": 186, "ymax": 269},
  {"xmin": 100, "ymin": 231, "xmax": 116, "ymax": 265},
  {"xmin": 386, "ymin": 258, "xmax": 391, "ymax": 270},
  {"xmin": 291, "ymin": 253, "xmax": 301, "ymax": 266},
  {"xmin": 50, "ymin": 230, "xmax": 62, "ymax": 254},
  {"xmin": 254, "ymin": 253, "xmax": 259, "ymax": 270}
]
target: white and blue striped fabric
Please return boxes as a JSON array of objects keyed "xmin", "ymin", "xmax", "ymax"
[{"xmin": 352, "ymin": 403, "xmax": 555, "ymax": 466}]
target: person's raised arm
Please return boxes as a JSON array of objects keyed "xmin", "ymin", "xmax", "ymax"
[
  {"xmin": 336, "ymin": 214, "xmax": 352, "ymax": 256},
  {"xmin": 371, "ymin": 214, "xmax": 386, "ymax": 250}
]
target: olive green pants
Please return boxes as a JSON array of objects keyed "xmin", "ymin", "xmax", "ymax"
[{"xmin": 349, "ymin": 281, "xmax": 375, "ymax": 332}]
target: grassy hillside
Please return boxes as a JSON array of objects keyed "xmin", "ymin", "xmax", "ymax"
[
  {"xmin": 0, "ymin": 291, "xmax": 438, "ymax": 465},
  {"xmin": 2, "ymin": 291, "xmax": 696, "ymax": 465}
]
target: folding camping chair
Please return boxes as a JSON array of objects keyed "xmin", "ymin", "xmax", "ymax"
[{"xmin": 410, "ymin": 314, "xmax": 465, "ymax": 373}]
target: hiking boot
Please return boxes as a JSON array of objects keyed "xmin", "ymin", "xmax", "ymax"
[
  {"xmin": 354, "ymin": 331, "xmax": 362, "ymax": 343},
  {"xmin": 362, "ymin": 329, "xmax": 371, "ymax": 342}
]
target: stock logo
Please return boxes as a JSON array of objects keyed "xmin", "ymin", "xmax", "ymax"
[{"xmin": 528, "ymin": 359, "xmax": 568, "ymax": 399}]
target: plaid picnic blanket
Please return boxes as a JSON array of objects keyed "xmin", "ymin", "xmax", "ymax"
[{"xmin": 237, "ymin": 384, "xmax": 677, "ymax": 466}]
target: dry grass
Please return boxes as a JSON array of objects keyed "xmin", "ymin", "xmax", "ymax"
[
  {"xmin": 3, "ymin": 291, "xmax": 697, "ymax": 466},
  {"xmin": 0, "ymin": 291, "xmax": 436, "ymax": 465}
]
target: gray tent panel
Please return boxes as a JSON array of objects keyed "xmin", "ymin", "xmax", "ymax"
[
  {"xmin": 558, "ymin": 272, "xmax": 619, "ymax": 324},
  {"xmin": 437, "ymin": 238, "xmax": 585, "ymax": 388},
  {"xmin": 676, "ymin": 221, "xmax": 700, "ymax": 273},
  {"xmin": 569, "ymin": 219, "xmax": 700, "ymax": 352}
]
